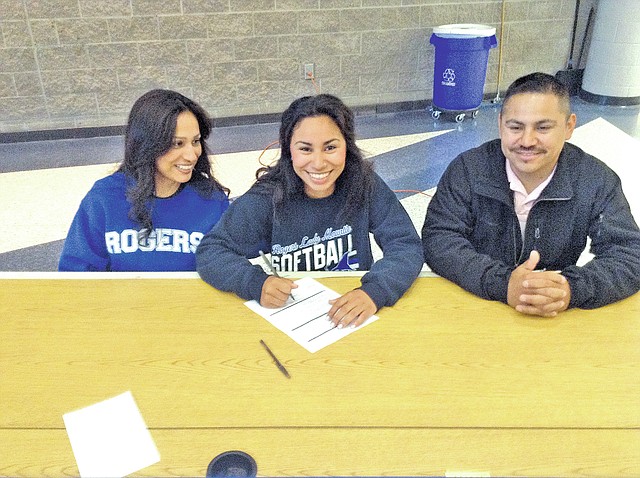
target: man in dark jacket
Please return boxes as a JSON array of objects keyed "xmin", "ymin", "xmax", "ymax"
[{"xmin": 422, "ymin": 72, "xmax": 640, "ymax": 317}]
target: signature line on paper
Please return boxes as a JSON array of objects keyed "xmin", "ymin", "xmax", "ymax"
[
  {"xmin": 292, "ymin": 313, "xmax": 329, "ymax": 331},
  {"xmin": 308, "ymin": 324, "xmax": 338, "ymax": 342},
  {"xmin": 270, "ymin": 290, "xmax": 325, "ymax": 316}
]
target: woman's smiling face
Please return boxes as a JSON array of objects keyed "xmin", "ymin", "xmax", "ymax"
[
  {"xmin": 290, "ymin": 114, "xmax": 347, "ymax": 199},
  {"xmin": 154, "ymin": 111, "xmax": 202, "ymax": 197}
]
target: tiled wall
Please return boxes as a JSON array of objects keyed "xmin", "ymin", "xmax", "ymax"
[{"xmin": 0, "ymin": 0, "xmax": 589, "ymax": 134}]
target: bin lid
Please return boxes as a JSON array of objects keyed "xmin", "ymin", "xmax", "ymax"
[{"xmin": 433, "ymin": 24, "xmax": 496, "ymax": 38}]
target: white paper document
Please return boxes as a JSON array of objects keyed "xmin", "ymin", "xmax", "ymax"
[
  {"xmin": 245, "ymin": 277, "xmax": 378, "ymax": 353},
  {"xmin": 63, "ymin": 391, "xmax": 160, "ymax": 478}
]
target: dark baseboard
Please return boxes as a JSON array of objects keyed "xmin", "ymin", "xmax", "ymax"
[
  {"xmin": 1, "ymin": 124, "xmax": 127, "ymax": 144},
  {"xmin": 1, "ymin": 99, "xmax": 434, "ymax": 144},
  {"xmin": 579, "ymin": 89, "xmax": 640, "ymax": 106}
]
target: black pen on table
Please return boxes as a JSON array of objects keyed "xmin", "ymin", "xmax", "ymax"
[
  {"xmin": 260, "ymin": 339, "xmax": 291, "ymax": 379},
  {"xmin": 259, "ymin": 250, "xmax": 296, "ymax": 301}
]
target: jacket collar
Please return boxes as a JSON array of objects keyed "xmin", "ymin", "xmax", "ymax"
[{"xmin": 475, "ymin": 139, "xmax": 574, "ymax": 203}]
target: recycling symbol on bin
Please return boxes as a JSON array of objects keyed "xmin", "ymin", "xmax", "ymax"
[{"xmin": 442, "ymin": 68, "xmax": 456, "ymax": 86}]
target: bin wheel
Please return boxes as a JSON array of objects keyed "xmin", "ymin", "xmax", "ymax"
[
  {"xmin": 455, "ymin": 113, "xmax": 465, "ymax": 123},
  {"xmin": 431, "ymin": 110, "xmax": 441, "ymax": 119},
  {"xmin": 471, "ymin": 110, "xmax": 479, "ymax": 119}
]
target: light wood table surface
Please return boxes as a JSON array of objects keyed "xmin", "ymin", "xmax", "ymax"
[{"xmin": 1, "ymin": 275, "xmax": 639, "ymax": 477}]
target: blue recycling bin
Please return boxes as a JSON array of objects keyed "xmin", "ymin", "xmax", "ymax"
[{"xmin": 430, "ymin": 24, "xmax": 497, "ymax": 116}]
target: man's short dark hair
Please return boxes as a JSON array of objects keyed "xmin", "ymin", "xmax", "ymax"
[{"xmin": 502, "ymin": 72, "xmax": 571, "ymax": 116}]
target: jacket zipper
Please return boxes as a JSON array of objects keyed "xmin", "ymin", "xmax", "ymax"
[{"xmin": 517, "ymin": 196, "xmax": 570, "ymax": 265}]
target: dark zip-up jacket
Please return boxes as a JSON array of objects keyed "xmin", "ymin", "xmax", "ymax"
[{"xmin": 422, "ymin": 139, "xmax": 640, "ymax": 309}]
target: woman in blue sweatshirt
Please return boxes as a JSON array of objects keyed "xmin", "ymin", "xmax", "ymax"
[
  {"xmin": 59, "ymin": 89, "xmax": 229, "ymax": 271},
  {"xmin": 196, "ymin": 94, "xmax": 423, "ymax": 328}
]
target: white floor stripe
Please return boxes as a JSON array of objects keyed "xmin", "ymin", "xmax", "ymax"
[
  {"xmin": 0, "ymin": 132, "xmax": 448, "ymax": 253},
  {"xmin": 568, "ymin": 117, "xmax": 640, "ymax": 224},
  {"xmin": 1, "ymin": 121, "xmax": 636, "ymax": 260},
  {"xmin": 212, "ymin": 130, "xmax": 453, "ymax": 198},
  {"xmin": 0, "ymin": 163, "xmax": 119, "ymax": 253}
]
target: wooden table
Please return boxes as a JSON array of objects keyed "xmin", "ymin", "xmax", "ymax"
[{"xmin": 1, "ymin": 275, "xmax": 639, "ymax": 477}]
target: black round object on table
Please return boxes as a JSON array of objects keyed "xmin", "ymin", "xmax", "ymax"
[{"xmin": 206, "ymin": 450, "xmax": 257, "ymax": 477}]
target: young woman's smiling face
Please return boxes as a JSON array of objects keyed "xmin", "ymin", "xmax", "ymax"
[{"xmin": 290, "ymin": 115, "xmax": 347, "ymax": 199}]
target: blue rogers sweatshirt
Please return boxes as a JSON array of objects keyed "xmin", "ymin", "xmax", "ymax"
[{"xmin": 59, "ymin": 172, "xmax": 229, "ymax": 271}]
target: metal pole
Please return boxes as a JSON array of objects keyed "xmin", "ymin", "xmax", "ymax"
[{"xmin": 492, "ymin": 0, "xmax": 507, "ymax": 103}]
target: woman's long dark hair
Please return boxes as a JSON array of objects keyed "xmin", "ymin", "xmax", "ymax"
[
  {"xmin": 255, "ymin": 94, "xmax": 374, "ymax": 221},
  {"xmin": 118, "ymin": 89, "xmax": 229, "ymax": 241}
]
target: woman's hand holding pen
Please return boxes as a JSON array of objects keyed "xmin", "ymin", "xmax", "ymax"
[
  {"xmin": 328, "ymin": 289, "xmax": 377, "ymax": 329},
  {"xmin": 260, "ymin": 276, "xmax": 298, "ymax": 308}
]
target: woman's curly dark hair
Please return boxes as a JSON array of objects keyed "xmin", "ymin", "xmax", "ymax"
[{"xmin": 118, "ymin": 89, "xmax": 229, "ymax": 242}]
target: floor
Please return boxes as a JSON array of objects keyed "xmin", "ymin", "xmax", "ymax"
[{"xmin": 0, "ymin": 97, "xmax": 638, "ymax": 271}]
